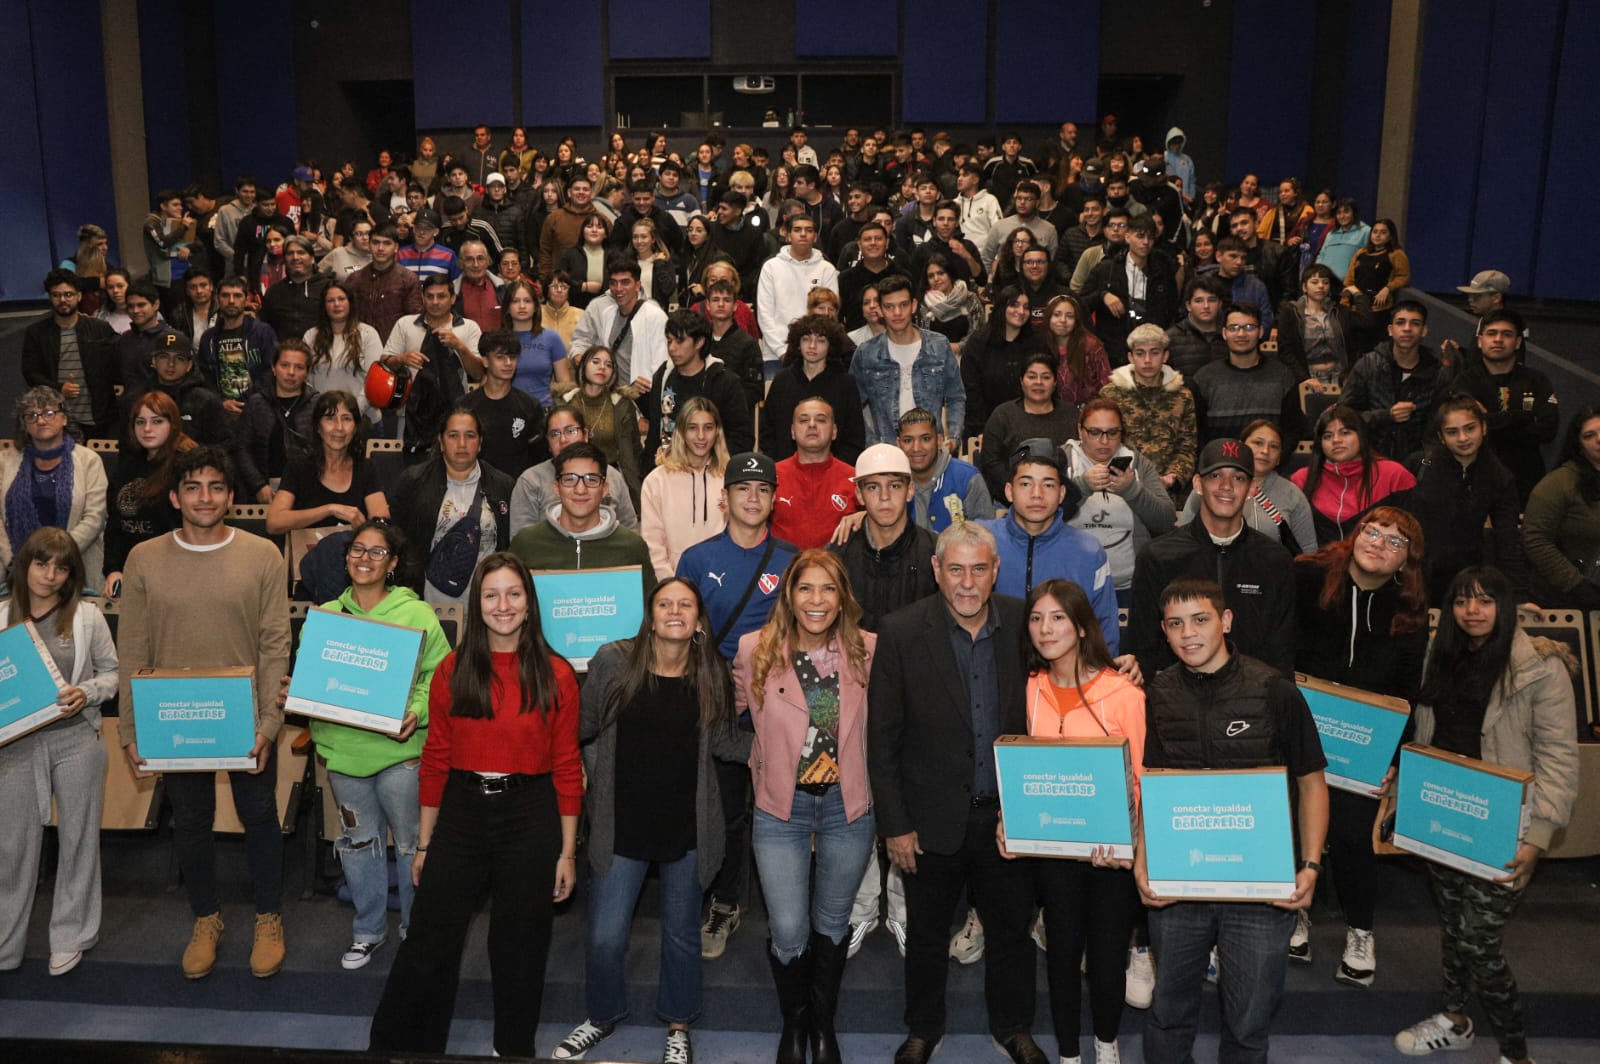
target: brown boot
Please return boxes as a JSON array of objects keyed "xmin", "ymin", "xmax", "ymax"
[
  {"xmin": 182, "ymin": 913, "xmax": 224, "ymax": 979},
  {"xmin": 250, "ymin": 913, "xmax": 285, "ymax": 978}
]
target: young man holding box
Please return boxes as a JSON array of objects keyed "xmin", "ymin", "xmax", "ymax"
[{"xmin": 116, "ymin": 446, "xmax": 292, "ymax": 980}]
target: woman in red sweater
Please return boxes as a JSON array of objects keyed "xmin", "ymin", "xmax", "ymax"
[
  {"xmin": 1291, "ymin": 405, "xmax": 1417, "ymax": 547},
  {"xmin": 370, "ymin": 552, "xmax": 582, "ymax": 1059}
]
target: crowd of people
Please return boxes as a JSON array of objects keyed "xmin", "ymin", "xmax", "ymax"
[{"xmin": 5, "ymin": 116, "xmax": 1591, "ymax": 1064}]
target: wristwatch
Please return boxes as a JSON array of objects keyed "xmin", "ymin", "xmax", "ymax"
[{"xmin": 1297, "ymin": 859, "xmax": 1323, "ymax": 873}]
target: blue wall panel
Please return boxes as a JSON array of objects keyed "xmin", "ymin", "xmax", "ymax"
[
  {"xmin": 796, "ymin": 0, "xmax": 897, "ymax": 56},
  {"xmin": 524, "ymin": 0, "xmax": 603, "ymax": 127},
  {"xmin": 609, "ymin": 0, "xmax": 709, "ymax": 59},
  {"xmin": 0, "ymin": 14, "xmax": 54, "ymax": 300},
  {"xmin": 902, "ymin": 0, "xmax": 986, "ymax": 123},
  {"xmin": 1405, "ymin": 0, "xmax": 1493, "ymax": 291},
  {"xmin": 1467, "ymin": 0, "xmax": 1561, "ymax": 297},
  {"xmin": 138, "ymin": 0, "xmax": 192, "ymax": 198},
  {"xmin": 412, "ymin": 0, "xmax": 514, "ymax": 128},
  {"xmin": 995, "ymin": 0, "xmax": 1098, "ymax": 124},
  {"xmin": 1336, "ymin": 0, "xmax": 1390, "ymax": 218},
  {"xmin": 1534, "ymin": 5, "xmax": 1600, "ymax": 300},
  {"xmin": 1225, "ymin": 0, "xmax": 1316, "ymax": 183},
  {"xmin": 214, "ymin": 5, "xmax": 299, "ymax": 187}
]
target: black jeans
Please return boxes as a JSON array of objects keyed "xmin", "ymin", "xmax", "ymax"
[
  {"xmin": 370, "ymin": 772, "xmax": 560, "ymax": 1058},
  {"xmin": 1326, "ymin": 787, "xmax": 1379, "ymax": 929},
  {"xmin": 1035, "ymin": 859, "xmax": 1139, "ymax": 1046},
  {"xmin": 708, "ymin": 730, "xmax": 753, "ymax": 906},
  {"xmin": 164, "ymin": 744, "xmax": 282, "ymax": 917},
  {"xmin": 901, "ymin": 801, "xmax": 1036, "ymax": 1041}
]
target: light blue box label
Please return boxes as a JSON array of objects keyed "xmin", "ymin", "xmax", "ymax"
[
  {"xmin": 1300, "ymin": 682, "xmax": 1409, "ymax": 793},
  {"xmin": 287, "ymin": 608, "xmax": 424, "ymax": 734},
  {"xmin": 1142, "ymin": 769, "xmax": 1296, "ymax": 900},
  {"xmin": 1394, "ymin": 746, "xmax": 1529, "ymax": 880},
  {"xmin": 532, "ymin": 567, "xmax": 645, "ymax": 670},
  {"xmin": 0, "ymin": 622, "xmax": 69, "ymax": 747},
  {"xmin": 994, "ymin": 737, "xmax": 1136, "ymax": 858},
  {"xmin": 132, "ymin": 669, "xmax": 258, "ymax": 771}
]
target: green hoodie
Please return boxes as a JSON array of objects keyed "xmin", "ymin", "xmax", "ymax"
[{"xmin": 307, "ymin": 585, "xmax": 452, "ymax": 778}]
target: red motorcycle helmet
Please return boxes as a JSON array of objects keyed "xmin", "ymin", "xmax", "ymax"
[{"xmin": 364, "ymin": 361, "xmax": 412, "ymax": 411}]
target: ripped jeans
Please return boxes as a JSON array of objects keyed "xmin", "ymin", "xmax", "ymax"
[{"xmin": 328, "ymin": 760, "xmax": 421, "ymax": 943}]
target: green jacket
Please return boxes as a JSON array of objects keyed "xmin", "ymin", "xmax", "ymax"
[
  {"xmin": 508, "ymin": 507, "xmax": 657, "ymax": 601},
  {"xmin": 308, "ymin": 585, "xmax": 452, "ymax": 778}
]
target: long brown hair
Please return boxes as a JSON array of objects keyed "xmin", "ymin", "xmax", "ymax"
[
  {"xmin": 1301, "ymin": 405, "xmax": 1379, "ymax": 507},
  {"xmin": 1023, "ymin": 578, "xmax": 1116, "ymax": 713},
  {"xmin": 749, "ymin": 550, "xmax": 869, "ymax": 705},
  {"xmin": 1040, "ymin": 293, "xmax": 1091, "ymax": 383},
  {"xmin": 500, "ymin": 277, "xmax": 544, "ymax": 338},
  {"xmin": 310, "ymin": 279, "xmax": 370, "ymax": 373},
  {"xmin": 598, "ymin": 577, "xmax": 732, "ymax": 735},
  {"xmin": 1297, "ymin": 505, "xmax": 1428, "ymax": 634},
  {"xmin": 449, "ymin": 552, "xmax": 562, "ymax": 718},
  {"xmin": 10, "ymin": 527, "xmax": 85, "ymax": 639},
  {"xmin": 123, "ymin": 390, "xmax": 198, "ymax": 499}
]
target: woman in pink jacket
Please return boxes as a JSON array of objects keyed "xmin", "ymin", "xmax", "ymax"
[
  {"xmin": 734, "ymin": 548, "xmax": 876, "ymax": 1064},
  {"xmin": 1001, "ymin": 577, "xmax": 1146, "ymax": 1064},
  {"xmin": 1291, "ymin": 405, "xmax": 1417, "ymax": 547}
]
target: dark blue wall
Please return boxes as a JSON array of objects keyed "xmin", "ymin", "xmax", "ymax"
[
  {"xmin": 610, "ymin": 0, "xmax": 709, "ymax": 59},
  {"xmin": 214, "ymin": 5, "xmax": 299, "ymax": 187},
  {"xmin": 1225, "ymin": 0, "xmax": 1317, "ymax": 183},
  {"xmin": 137, "ymin": 0, "xmax": 193, "ymax": 198},
  {"xmin": 411, "ymin": 0, "xmax": 515, "ymax": 128},
  {"xmin": 994, "ymin": 0, "xmax": 1099, "ymax": 124},
  {"xmin": 796, "ymin": 0, "xmax": 896, "ymax": 56},
  {"xmin": 1335, "ymin": 0, "xmax": 1390, "ymax": 219},
  {"xmin": 525, "ymin": 1, "xmax": 603, "ymax": 126},
  {"xmin": 902, "ymin": 0, "xmax": 986, "ymax": 124},
  {"xmin": 1534, "ymin": 4, "xmax": 1600, "ymax": 300}
]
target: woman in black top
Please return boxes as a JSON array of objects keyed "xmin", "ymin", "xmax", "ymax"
[
  {"xmin": 960, "ymin": 285, "xmax": 1049, "ymax": 441},
  {"xmin": 103, "ymin": 390, "xmax": 193, "ymax": 596},
  {"xmin": 266, "ymin": 390, "xmax": 389, "ymax": 532},
  {"xmin": 550, "ymin": 577, "xmax": 739, "ymax": 1064}
]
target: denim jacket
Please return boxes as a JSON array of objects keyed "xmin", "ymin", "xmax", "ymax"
[{"xmin": 850, "ymin": 328, "xmax": 965, "ymax": 445}]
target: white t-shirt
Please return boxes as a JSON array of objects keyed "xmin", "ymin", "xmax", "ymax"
[{"xmin": 888, "ymin": 338, "xmax": 921, "ymax": 418}]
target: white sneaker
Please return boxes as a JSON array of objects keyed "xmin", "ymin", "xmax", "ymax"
[
  {"xmin": 1094, "ymin": 1037, "xmax": 1121, "ymax": 1063},
  {"xmin": 48, "ymin": 950, "xmax": 83, "ymax": 976},
  {"xmin": 1335, "ymin": 927, "xmax": 1376, "ymax": 988},
  {"xmin": 552, "ymin": 1019, "xmax": 615, "ymax": 1060},
  {"xmin": 1205, "ymin": 946, "xmax": 1219, "ymax": 984},
  {"xmin": 1030, "ymin": 910, "xmax": 1048, "ymax": 951},
  {"xmin": 1124, "ymin": 945, "xmax": 1154, "ymax": 1009},
  {"xmin": 1394, "ymin": 1013, "xmax": 1474, "ymax": 1055},
  {"xmin": 948, "ymin": 908, "xmax": 984, "ymax": 964},
  {"xmin": 886, "ymin": 917, "xmax": 908, "ymax": 958},
  {"xmin": 1288, "ymin": 910, "xmax": 1312, "ymax": 963},
  {"xmin": 663, "ymin": 1027, "xmax": 693, "ymax": 1064},
  {"xmin": 340, "ymin": 938, "xmax": 386, "ymax": 971},
  {"xmin": 847, "ymin": 916, "xmax": 879, "ymax": 959}
]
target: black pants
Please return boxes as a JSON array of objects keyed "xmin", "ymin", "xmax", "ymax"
[
  {"xmin": 165, "ymin": 745, "xmax": 282, "ymax": 917},
  {"xmin": 370, "ymin": 772, "xmax": 560, "ymax": 1058},
  {"xmin": 708, "ymin": 732, "xmax": 753, "ymax": 906},
  {"xmin": 1035, "ymin": 859, "xmax": 1139, "ymax": 1046},
  {"xmin": 901, "ymin": 802, "xmax": 1036, "ymax": 1041},
  {"xmin": 1326, "ymin": 787, "xmax": 1379, "ymax": 930}
]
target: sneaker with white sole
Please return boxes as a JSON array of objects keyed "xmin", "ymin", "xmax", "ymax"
[
  {"xmin": 886, "ymin": 917, "xmax": 908, "ymax": 958},
  {"xmin": 1287, "ymin": 909, "xmax": 1312, "ymax": 963},
  {"xmin": 949, "ymin": 908, "xmax": 984, "ymax": 964},
  {"xmin": 1094, "ymin": 1037, "xmax": 1121, "ymax": 1064},
  {"xmin": 1124, "ymin": 945, "xmax": 1154, "ymax": 1009},
  {"xmin": 48, "ymin": 950, "xmax": 83, "ymax": 976},
  {"xmin": 663, "ymin": 1027, "xmax": 693, "ymax": 1064},
  {"xmin": 847, "ymin": 916, "xmax": 879, "ymax": 959},
  {"xmin": 1205, "ymin": 946, "xmax": 1219, "ymax": 984},
  {"xmin": 700, "ymin": 900, "xmax": 740, "ymax": 959},
  {"xmin": 1030, "ymin": 910, "xmax": 1047, "ymax": 951},
  {"xmin": 340, "ymin": 938, "xmax": 386, "ymax": 971},
  {"xmin": 1394, "ymin": 1013, "xmax": 1474, "ymax": 1055},
  {"xmin": 552, "ymin": 1019, "xmax": 615, "ymax": 1060},
  {"xmin": 1336, "ymin": 927, "xmax": 1376, "ymax": 988}
]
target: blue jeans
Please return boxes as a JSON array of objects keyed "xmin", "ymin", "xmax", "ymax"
[
  {"xmin": 585, "ymin": 850, "xmax": 702, "ymax": 1025},
  {"xmin": 1145, "ymin": 902, "xmax": 1295, "ymax": 1064},
  {"xmin": 752, "ymin": 787, "xmax": 876, "ymax": 961},
  {"xmin": 328, "ymin": 760, "xmax": 421, "ymax": 942}
]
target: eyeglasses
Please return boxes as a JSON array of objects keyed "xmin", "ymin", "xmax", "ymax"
[
  {"xmin": 1223, "ymin": 323, "xmax": 1260, "ymax": 334},
  {"xmin": 548, "ymin": 425, "xmax": 584, "ymax": 440},
  {"xmin": 557, "ymin": 472, "xmax": 604, "ymax": 488},
  {"xmin": 23, "ymin": 409, "xmax": 63, "ymax": 423},
  {"xmin": 346, "ymin": 544, "xmax": 392, "ymax": 560},
  {"xmin": 1083, "ymin": 426, "xmax": 1122, "ymax": 440},
  {"xmin": 1360, "ymin": 526, "xmax": 1410, "ymax": 553}
]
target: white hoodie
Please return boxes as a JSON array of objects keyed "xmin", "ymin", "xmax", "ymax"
[{"xmin": 756, "ymin": 246, "xmax": 840, "ymax": 361}]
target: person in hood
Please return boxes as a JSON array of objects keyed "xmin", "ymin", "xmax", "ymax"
[
  {"xmin": 1290, "ymin": 406, "xmax": 1416, "ymax": 548},
  {"xmin": 1101, "ymin": 324, "xmax": 1196, "ymax": 496},
  {"xmin": 756, "ymin": 213, "xmax": 840, "ymax": 375},
  {"xmin": 507, "ymin": 442, "xmax": 654, "ymax": 602},
  {"xmin": 259, "ymin": 236, "xmax": 332, "ymax": 341},
  {"xmin": 1163, "ymin": 128, "xmax": 1196, "ymax": 205}
]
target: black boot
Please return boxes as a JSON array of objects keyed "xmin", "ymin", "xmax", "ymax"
[
  {"xmin": 768, "ymin": 939, "xmax": 810, "ymax": 1064},
  {"xmin": 808, "ymin": 931, "xmax": 847, "ymax": 1064}
]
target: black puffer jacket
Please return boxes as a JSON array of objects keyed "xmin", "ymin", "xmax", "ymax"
[
  {"xmin": 830, "ymin": 520, "xmax": 937, "ymax": 632},
  {"xmin": 1144, "ymin": 650, "xmax": 1311, "ymax": 770}
]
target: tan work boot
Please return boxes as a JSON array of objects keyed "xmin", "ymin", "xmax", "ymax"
[
  {"xmin": 250, "ymin": 913, "xmax": 286, "ymax": 978},
  {"xmin": 182, "ymin": 913, "xmax": 225, "ymax": 979}
]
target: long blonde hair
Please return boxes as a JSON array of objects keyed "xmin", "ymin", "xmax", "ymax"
[
  {"xmin": 749, "ymin": 550, "xmax": 869, "ymax": 706},
  {"xmin": 661, "ymin": 396, "xmax": 729, "ymax": 474}
]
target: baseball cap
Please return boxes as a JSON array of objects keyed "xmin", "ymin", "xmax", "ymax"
[
  {"xmin": 485, "ymin": 172, "xmax": 506, "ymax": 186},
  {"xmin": 725, "ymin": 452, "xmax": 777, "ymax": 487},
  {"xmin": 1456, "ymin": 270, "xmax": 1510, "ymax": 295},
  {"xmin": 1082, "ymin": 158, "xmax": 1105, "ymax": 177},
  {"xmin": 852, "ymin": 443, "xmax": 911, "ymax": 480},
  {"xmin": 1008, "ymin": 437, "xmax": 1065, "ymax": 476},
  {"xmin": 1134, "ymin": 158, "xmax": 1166, "ymax": 176},
  {"xmin": 291, "ymin": 166, "xmax": 315, "ymax": 182},
  {"xmin": 412, "ymin": 209, "xmax": 442, "ymax": 231},
  {"xmin": 1196, "ymin": 438, "xmax": 1252, "ymax": 476}
]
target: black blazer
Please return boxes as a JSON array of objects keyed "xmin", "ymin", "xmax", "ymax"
[
  {"xmin": 868, "ymin": 591, "xmax": 1028, "ymax": 855},
  {"xmin": 21, "ymin": 315, "xmax": 120, "ymax": 436}
]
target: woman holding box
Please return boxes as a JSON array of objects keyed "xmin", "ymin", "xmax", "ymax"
[
  {"xmin": 369, "ymin": 551, "xmax": 581, "ymax": 1059},
  {"xmin": 1394, "ymin": 565, "xmax": 1579, "ymax": 1064},
  {"xmin": 0, "ymin": 528, "xmax": 118, "ymax": 976},
  {"xmin": 1002, "ymin": 577, "xmax": 1144, "ymax": 1064},
  {"xmin": 734, "ymin": 549, "xmax": 876, "ymax": 1064},
  {"xmin": 308, "ymin": 519, "xmax": 451, "ymax": 971}
]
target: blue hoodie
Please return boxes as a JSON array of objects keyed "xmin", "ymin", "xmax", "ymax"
[{"xmin": 979, "ymin": 514, "xmax": 1120, "ymax": 654}]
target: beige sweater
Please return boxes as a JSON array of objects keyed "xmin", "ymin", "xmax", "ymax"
[{"xmin": 115, "ymin": 529, "xmax": 290, "ymax": 748}]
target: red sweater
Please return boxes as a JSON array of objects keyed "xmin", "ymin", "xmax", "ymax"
[
  {"xmin": 770, "ymin": 455, "xmax": 858, "ymax": 550},
  {"xmin": 1291, "ymin": 457, "xmax": 1416, "ymax": 527},
  {"xmin": 419, "ymin": 650, "xmax": 584, "ymax": 814}
]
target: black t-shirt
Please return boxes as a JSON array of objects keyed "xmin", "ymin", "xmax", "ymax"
[
  {"xmin": 266, "ymin": 396, "xmax": 300, "ymax": 479},
  {"xmin": 613, "ymin": 674, "xmax": 699, "ymax": 862},
  {"xmin": 462, "ymin": 388, "xmax": 545, "ymax": 479},
  {"xmin": 278, "ymin": 456, "xmax": 385, "ymax": 525}
]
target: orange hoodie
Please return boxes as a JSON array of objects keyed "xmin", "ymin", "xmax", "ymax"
[{"xmin": 1024, "ymin": 668, "xmax": 1148, "ymax": 803}]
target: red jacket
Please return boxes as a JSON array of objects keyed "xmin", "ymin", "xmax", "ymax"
[{"xmin": 771, "ymin": 455, "xmax": 858, "ymax": 550}]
